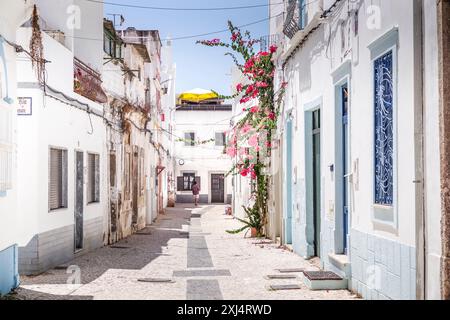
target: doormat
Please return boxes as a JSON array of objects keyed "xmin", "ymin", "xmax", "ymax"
[
  {"xmin": 266, "ymin": 284, "xmax": 302, "ymax": 291},
  {"xmin": 264, "ymin": 274, "xmax": 298, "ymax": 280},
  {"xmin": 276, "ymin": 268, "xmax": 304, "ymax": 273},
  {"xmin": 137, "ymin": 278, "xmax": 175, "ymax": 283},
  {"xmin": 303, "ymin": 271, "xmax": 343, "ymax": 281}
]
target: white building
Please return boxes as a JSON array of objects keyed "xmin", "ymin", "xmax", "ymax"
[
  {"xmin": 16, "ymin": 1, "xmax": 107, "ymax": 274},
  {"xmin": 160, "ymin": 38, "xmax": 177, "ymax": 208},
  {"xmin": 269, "ymin": 0, "xmax": 445, "ymax": 299},
  {"xmin": 174, "ymin": 95, "xmax": 233, "ymax": 205},
  {"xmin": 0, "ymin": 0, "xmax": 31, "ymax": 296}
]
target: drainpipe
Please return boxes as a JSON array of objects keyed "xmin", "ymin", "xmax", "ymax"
[
  {"xmin": 438, "ymin": 0, "xmax": 450, "ymax": 300},
  {"xmin": 414, "ymin": 0, "xmax": 425, "ymax": 300}
]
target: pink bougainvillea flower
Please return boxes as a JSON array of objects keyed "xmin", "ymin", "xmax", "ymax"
[
  {"xmin": 248, "ymin": 134, "xmax": 258, "ymax": 147},
  {"xmin": 250, "ymin": 106, "xmax": 260, "ymax": 113},
  {"xmin": 250, "ymin": 170, "xmax": 257, "ymax": 180},
  {"xmin": 241, "ymin": 124, "xmax": 252, "ymax": 134},
  {"xmin": 258, "ymin": 51, "xmax": 269, "ymax": 57},
  {"xmin": 256, "ymin": 81, "xmax": 268, "ymax": 88},
  {"xmin": 265, "ymin": 141, "xmax": 272, "ymax": 147},
  {"xmin": 240, "ymin": 96, "xmax": 250, "ymax": 104},
  {"xmin": 268, "ymin": 112, "xmax": 276, "ymax": 120},
  {"xmin": 226, "ymin": 146, "xmax": 237, "ymax": 157},
  {"xmin": 245, "ymin": 85, "xmax": 255, "ymax": 95},
  {"xmin": 240, "ymin": 168, "xmax": 249, "ymax": 177},
  {"xmin": 269, "ymin": 45, "xmax": 278, "ymax": 53},
  {"xmin": 236, "ymin": 83, "xmax": 243, "ymax": 92}
]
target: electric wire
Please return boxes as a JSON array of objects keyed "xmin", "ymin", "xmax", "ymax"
[{"xmin": 84, "ymin": 0, "xmax": 284, "ymax": 11}]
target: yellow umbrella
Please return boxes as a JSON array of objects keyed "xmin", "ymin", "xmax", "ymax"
[{"xmin": 178, "ymin": 88, "xmax": 218, "ymax": 103}]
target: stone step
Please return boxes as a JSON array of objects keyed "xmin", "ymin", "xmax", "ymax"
[
  {"xmin": 266, "ymin": 284, "xmax": 302, "ymax": 291},
  {"xmin": 276, "ymin": 268, "xmax": 304, "ymax": 273},
  {"xmin": 302, "ymin": 271, "xmax": 348, "ymax": 291},
  {"xmin": 264, "ymin": 274, "xmax": 298, "ymax": 280}
]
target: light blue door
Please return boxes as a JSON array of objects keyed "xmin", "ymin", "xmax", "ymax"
[{"xmin": 284, "ymin": 119, "xmax": 293, "ymax": 244}]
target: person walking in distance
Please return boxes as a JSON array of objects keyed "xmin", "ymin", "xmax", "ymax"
[{"xmin": 192, "ymin": 180, "xmax": 200, "ymax": 206}]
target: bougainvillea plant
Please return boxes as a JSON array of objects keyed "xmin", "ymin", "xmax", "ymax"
[{"xmin": 197, "ymin": 22, "xmax": 286, "ymax": 237}]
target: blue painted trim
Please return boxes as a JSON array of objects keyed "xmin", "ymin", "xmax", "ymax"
[
  {"xmin": 284, "ymin": 118, "xmax": 293, "ymax": 245},
  {"xmin": 331, "ymin": 59, "xmax": 352, "ymax": 84},
  {"xmin": 0, "ymin": 244, "xmax": 19, "ymax": 296},
  {"xmin": 303, "ymin": 98, "xmax": 322, "ymax": 258},
  {"xmin": 333, "ymin": 74, "xmax": 351, "ymax": 255}
]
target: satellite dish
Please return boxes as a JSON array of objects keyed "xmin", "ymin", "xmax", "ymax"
[{"xmin": 178, "ymin": 159, "xmax": 185, "ymax": 166}]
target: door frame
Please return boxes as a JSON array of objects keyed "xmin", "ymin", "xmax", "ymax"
[
  {"xmin": 334, "ymin": 76, "xmax": 351, "ymax": 255},
  {"xmin": 304, "ymin": 98, "xmax": 322, "ymax": 258},
  {"xmin": 283, "ymin": 113, "xmax": 294, "ymax": 245},
  {"xmin": 74, "ymin": 150, "xmax": 84, "ymax": 252},
  {"xmin": 209, "ymin": 171, "xmax": 226, "ymax": 204}
]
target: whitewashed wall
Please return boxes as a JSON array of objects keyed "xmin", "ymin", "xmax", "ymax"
[
  {"xmin": 16, "ymin": 28, "xmax": 107, "ymax": 247},
  {"xmin": 174, "ymin": 108, "xmax": 233, "ymax": 204}
]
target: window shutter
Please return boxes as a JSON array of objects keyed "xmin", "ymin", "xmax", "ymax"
[
  {"xmin": 195, "ymin": 176, "xmax": 201, "ymax": 190},
  {"xmin": 94, "ymin": 154, "xmax": 100, "ymax": 202},
  {"xmin": 177, "ymin": 176, "xmax": 183, "ymax": 191},
  {"xmin": 88, "ymin": 153, "xmax": 100, "ymax": 203},
  {"xmin": 0, "ymin": 105, "xmax": 13, "ymax": 192},
  {"xmin": 62, "ymin": 150, "xmax": 68, "ymax": 207},
  {"xmin": 49, "ymin": 149, "xmax": 63, "ymax": 210}
]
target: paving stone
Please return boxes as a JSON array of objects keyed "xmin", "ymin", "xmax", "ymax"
[{"xmin": 15, "ymin": 204, "xmax": 358, "ymax": 300}]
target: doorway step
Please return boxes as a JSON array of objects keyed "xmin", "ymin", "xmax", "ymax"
[{"xmin": 302, "ymin": 271, "xmax": 348, "ymax": 290}]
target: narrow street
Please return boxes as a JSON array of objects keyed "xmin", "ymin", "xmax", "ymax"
[{"xmin": 13, "ymin": 205, "xmax": 356, "ymax": 300}]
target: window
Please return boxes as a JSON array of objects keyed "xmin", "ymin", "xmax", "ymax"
[
  {"xmin": 49, "ymin": 148, "xmax": 68, "ymax": 210},
  {"xmin": 374, "ymin": 50, "xmax": 394, "ymax": 206},
  {"xmin": 124, "ymin": 152, "xmax": 131, "ymax": 200},
  {"xmin": 184, "ymin": 132, "xmax": 195, "ymax": 146},
  {"xmin": 299, "ymin": 0, "xmax": 308, "ymax": 30},
  {"xmin": 103, "ymin": 31, "xmax": 122, "ymax": 59},
  {"xmin": 215, "ymin": 132, "xmax": 226, "ymax": 146},
  {"xmin": 87, "ymin": 153, "xmax": 100, "ymax": 203},
  {"xmin": 183, "ymin": 173, "xmax": 195, "ymax": 191}
]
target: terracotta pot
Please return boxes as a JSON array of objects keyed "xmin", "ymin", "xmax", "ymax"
[{"xmin": 250, "ymin": 227, "xmax": 258, "ymax": 238}]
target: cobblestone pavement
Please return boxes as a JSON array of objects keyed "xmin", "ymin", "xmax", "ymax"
[{"xmin": 12, "ymin": 205, "xmax": 358, "ymax": 300}]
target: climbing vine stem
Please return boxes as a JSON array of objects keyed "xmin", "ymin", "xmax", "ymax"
[{"xmin": 197, "ymin": 21, "xmax": 286, "ymax": 237}]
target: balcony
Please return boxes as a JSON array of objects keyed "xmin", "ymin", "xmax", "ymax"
[
  {"xmin": 259, "ymin": 34, "xmax": 282, "ymax": 52},
  {"xmin": 283, "ymin": 0, "xmax": 308, "ymax": 39}
]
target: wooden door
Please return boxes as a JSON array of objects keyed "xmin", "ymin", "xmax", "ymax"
[{"xmin": 211, "ymin": 174, "xmax": 225, "ymax": 203}]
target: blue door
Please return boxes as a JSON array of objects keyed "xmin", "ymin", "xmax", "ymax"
[
  {"xmin": 341, "ymin": 84, "xmax": 350, "ymax": 255},
  {"xmin": 284, "ymin": 118, "xmax": 293, "ymax": 244}
]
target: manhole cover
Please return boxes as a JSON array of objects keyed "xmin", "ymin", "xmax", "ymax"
[
  {"xmin": 137, "ymin": 278, "xmax": 175, "ymax": 283},
  {"xmin": 276, "ymin": 268, "xmax": 304, "ymax": 273},
  {"xmin": 267, "ymin": 284, "xmax": 301, "ymax": 291},
  {"xmin": 265, "ymin": 274, "xmax": 297, "ymax": 280},
  {"xmin": 303, "ymin": 271, "xmax": 342, "ymax": 281}
]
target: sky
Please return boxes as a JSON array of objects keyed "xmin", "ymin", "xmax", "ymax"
[{"xmin": 102, "ymin": 0, "xmax": 270, "ymax": 96}]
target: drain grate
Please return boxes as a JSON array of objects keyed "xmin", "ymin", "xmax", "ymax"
[
  {"xmin": 267, "ymin": 284, "xmax": 302, "ymax": 291},
  {"xmin": 137, "ymin": 278, "xmax": 175, "ymax": 283},
  {"xmin": 303, "ymin": 271, "xmax": 343, "ymax": 281},
  {"xmin": 276, "ymin": 268, "xmax": 304, "ymax": 273},
  {"xmin": 265, "ymin": 274, "xmax": 298, "ymax": 280}
]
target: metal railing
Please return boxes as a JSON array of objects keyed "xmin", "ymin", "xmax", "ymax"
[
  {"xmin": 283, "ymin": 0, "xmax": 308, "ymax": 39},
  {"xmin": 259, "ymin": 34, "xmax": 282, "ymax": 52}
]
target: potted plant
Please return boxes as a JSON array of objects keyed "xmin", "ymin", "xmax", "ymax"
[{"xmin": 227, "ymin": 205, "xmax": 263, "ymax": 238}]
